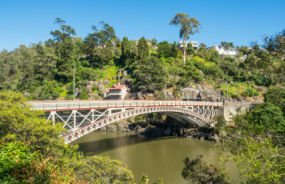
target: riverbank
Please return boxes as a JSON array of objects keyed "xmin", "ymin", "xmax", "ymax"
[{"xmin": 100, "ymin": 120, "xmax": 220, "ymax": 142}]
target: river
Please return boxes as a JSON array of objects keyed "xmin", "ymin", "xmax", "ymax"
[{"xmin": 73, "ymin": 131, "xmax": 240, "ymax": 183}]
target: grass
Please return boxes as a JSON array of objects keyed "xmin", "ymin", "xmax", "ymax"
[
  {"xmin": 220, "ymin": 82, "xmax": 251, "ymax": 98},
  {"xmin": 59, "ymin": 90, "xmax": 68, "ymax": 99}
]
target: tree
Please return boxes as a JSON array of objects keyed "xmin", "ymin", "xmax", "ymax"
[
  {"xmin": 0, "ymin": 142, "xmax": 76, "ymax": 183},
  {"xmin": 157, "ymin": 41, "xmax": 171, "ymax": 58},
  {"xmin": 80, "ymin": 86, "xmax": 88, "ymax": 100},
  {"xmin": 264, "ymin": 86, "xmax": 285, "ymax": 115},
  {"xmin": 0, "ymin": 91, "xmax": 79, "ymax": 177},
  {"xmin": 170, "ymin": 13, "xmax": 201, "ymax": 65},
  {"xmin": 121, "ymin": 37, "xmax": 131, "ymax": 66},
  {"xmin": 200, "ymin": 43, "xmax": 207, "ymax": 48},
  {"xmin": 132, "ymin": 57, "xmax": 166, "ymax": 92},
  {"xmin": 137, "ymin": 37, "xmax": 149, "ymax": 63},
  {"xmin": 50, "ymin": 18, "xmax": 77, "ymax": 81},
  {"xmin": 219, "ymin": 41, "xmax": 230, "ymax": 61},
  {"xmin": 186, "ymin": 42, "xmax": 195, "ymax": 59},
  {"xmin": 181, "ymin": 155, "xmax": 230, "ymax": 184},
  {"xmin": 151, "ymin": 38, "xmax": 157, "ymax": 46},
  {"xmin": 72, "ymin": 156, "xmax": 134, "ymax": 183}
]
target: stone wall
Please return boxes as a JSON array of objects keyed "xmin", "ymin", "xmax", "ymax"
[{"xmin": 223, "ymin": 101, "xmax": 259, "ymax": 122}]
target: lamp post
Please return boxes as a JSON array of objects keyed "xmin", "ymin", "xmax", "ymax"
[{"xmin": 73, "ymin": 60, "xmax": 80, "ymax": 100}]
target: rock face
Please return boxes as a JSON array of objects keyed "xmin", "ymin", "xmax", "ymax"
[
  {"xmin": 98, "ymin": 85, "xmax": 104, "ymax": 92},
  {"xmin": 104, "ymin": 80, "xmax": 110, "ymax": 86},
  {"xmin": 87, "ymin": 85, "xmax": 92, "ymax": 93},
  {"xmin": 23, "ymin": 92, "xmax": 31, "ymax": 98},
  {"xmin": 100, "ymin": 126, "xmax": 107, "ymax": 132},
  {"xmin": 106, "ymin": 125, "xmax": 117, "ymax": 132},
  {"xmin": 184, "ymin": 89, "xmax": 199, "ymax": 99},
  {"xmin": 74, "ymin": 88, "xmax": 79, "ymax": 97},
  {"xmin": 93, "ymin": 81, "xmax": 98, "ymax": 86},
  {"xmin": 164, "ymin": 127, "xmax": 172, "ymax": 136},
  {"xmin": 123, "ymin": 70, "xmax": 128, "ymax": 76},
  {"xmin": 87, "ymin": 81, "xmax": 93, "ymax": 85},
  {"xmin": 89, "ymin": 93, "xmax": 98, "ymax": 99}
]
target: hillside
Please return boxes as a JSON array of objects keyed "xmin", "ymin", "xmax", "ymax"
[{"xmin": 0, "ymin": 19, "xmax": 284, "ymax": 103}]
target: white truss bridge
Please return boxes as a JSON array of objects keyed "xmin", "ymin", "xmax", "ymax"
[{"xmin": 28, "ymin": 100, "xmax": 223, "ymax": 143}]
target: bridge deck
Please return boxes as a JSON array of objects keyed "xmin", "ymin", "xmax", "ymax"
[{"xmin": 28, "ymin": 100, "xmax": 223, "ymax": 111}]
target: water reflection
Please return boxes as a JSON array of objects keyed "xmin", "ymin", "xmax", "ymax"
[{"xmin": 73, "ymin": 131, "xmax": 239, "ymax": 183}]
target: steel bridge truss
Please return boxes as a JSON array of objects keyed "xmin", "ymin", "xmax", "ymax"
[{"xmin": 47, "ymin": 106, "xmax": 220, "ymax": 144}]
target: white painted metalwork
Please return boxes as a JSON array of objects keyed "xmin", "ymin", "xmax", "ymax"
[
  {"xmin": 60, "ymin": 106, "xmax": 220, "ymax": 143},
  {"xmin": 33, "ymin": 100, "xmax": 223, "ymax": 143},
  {"xmin": 28, "ymin": 100, "xmax": 223, "ymax": 111}
]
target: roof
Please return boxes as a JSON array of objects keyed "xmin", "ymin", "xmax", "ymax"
[
  {"xmin": 108, "ymin": 85, "xmax": 130, "ymax": 90},
  {"xmin": 178, "ymin": 41, "xmax": 198, "ymax": 44}
]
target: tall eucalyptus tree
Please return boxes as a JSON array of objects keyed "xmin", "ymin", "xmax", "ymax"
[{"xmin": 170, "ymin": 13, "xmax": 201, "ymax": 65}]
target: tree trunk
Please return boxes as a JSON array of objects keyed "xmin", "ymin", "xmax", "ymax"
[{"xmin": 183, "ymin": 39, "xmax": 186, "ymax": 65}]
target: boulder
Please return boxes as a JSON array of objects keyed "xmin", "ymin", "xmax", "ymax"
[
  {"xmin": 200, "ymin": 135, "xmax": 205, "ymax": 140},
  {"xmin": 87, "ymin": 81, "xmax": 93, "ymax": 85},
  {"xmin": 155, "ymin": 128, "xmax": 164, "ymax": 136},
  {"xmin": 100, "ymin": 126, "xmax": 107, "ymax": 132},
  {"xmin": 123, "ymin": 70, "xmax": 128, "ymax": 76},
  {"xmin": 172, "ymin": 132, "xmax": 177, "ymax": 136},
  {"xmin": 137, "ymin": 92, "xmax": 143, "ymax": 100},
  {"xmin": 164, "ymin": 127, "xmax": 172, "ymax": 136},
  {"xmin": 199, "ymin": 92, "xmax": 207, "ymax": 101},
  {"xmin": 23, "ymin": 92, "xmax": 31, "ymax": 98},
  {"xmin": 212, "ymin": 134, "xmax": 219, "ymax": 142},
  {"xmin": 98, "ymin": 85, "xmax": 104, "ymax": 92},
  {"xmin": 93, "ymin": 81, "xmax": 98, "ymax": 86},
  {"xmin": 89, "ymin": 93, "xmax": 98, "ymax": 99},
  {"xmin": 74, "ymin": 88, "xmax": 79, "ymax": 97},
  {"xmin": 106, "ymin": 125, "xmax": 117, "ymax": 132},
  {"xmin": 87, "ymin": 85, "xmax": 92, "ymax": 93},
  {"xmin": 104, "ymin": 79, "xmax": 110, "ymax": 86},
  {"xmin": 118, "ymin": 122, "xmax": 128, "ymax": 130},
  {"xmin": 138, "ymin": 128, "xmax": 148, "ymax": 134},
  {"xmin": 122, "ymin": 129, "xmax": 130, "ymax": 133},
  {"xmin": 98, "ymin": 80, "xmax": 103, "ymax": 85}
]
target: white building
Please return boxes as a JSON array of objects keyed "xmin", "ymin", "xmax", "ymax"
[
  {"xmin": 178, "ymin": 40, "xmax": 199, "ymax": 50},
  {"xmin": 213, "ymin": 45, "xmax": 238, "ymax": 56},
  {"xmin": 104, "ymin": 85, "xmax": 130, "ymax": 100}
]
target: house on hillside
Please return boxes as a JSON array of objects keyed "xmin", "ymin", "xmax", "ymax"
[
  {"xmin": 212, "ymin": 45, "xmax": 238, "ymax": 57},
  {"xmin": 103, "ymin": 84, "xmax": 130, "ymax": 100},
  {"xmin": 178, "ymin": 40, "xmax": 199, "ymax": 51}
]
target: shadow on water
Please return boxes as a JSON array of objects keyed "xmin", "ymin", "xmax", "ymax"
[{"xmin": 73, "ymin": 132, "xmax": 175, "ymax": 155}]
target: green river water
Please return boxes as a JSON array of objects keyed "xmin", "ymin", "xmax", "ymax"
[{"xmin": 73, "ymin": 131, "xmax": 240, "ymax": 183}]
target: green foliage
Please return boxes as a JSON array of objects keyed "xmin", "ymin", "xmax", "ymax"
[
  {"xmin": 213, "ymin": 115, "xmax": 227, "ymax": 132},
  {"xmin": 137, "ymin": 37, "xmax": 149, "ymax": 62},
  {"xmin": 264, "ymin": 86, "xmax": 285, "ymax": 115},
  {"xmin": 181, "ymin": 155, "xmax": 229, "ymax": 184},
  {"xmin": 122, "ymin": 37, "xmax": 132, "ymax": 66},
  {"xmin": 226, "ymin": 138, "xmax": 285, "ymax": 184},
  {"xmin": 0, "ymin": 142, "xmax": 76, "ymax": 183},
  {"xmin": 157, "ymin": 41, "xmax": 171, "ymax": 58},
  {"xmin": 40, "ymin": 80, "xmax": 63, "ymax": 100},
  {"xmin": 242, "ymin": 88, "xmax": 259, "ymax": 97},
  {"xmin": 134, "ymin": 114, "xmax": 147, "ymax": 122},
  {"xmin": 79, "ymin": 87, "xmax": 88, "ymax": 100},
  {"xmin": 133, "ymin": 57, "xmax": 166, "ymax": 92},
  {"xmin": 72, "ymin": 156, "xmax": 134, "ymax": 183}
]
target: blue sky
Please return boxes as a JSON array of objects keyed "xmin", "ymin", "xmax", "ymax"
[{"xmin": 1, "ymin": 0, "xmax": 285, "ymax": 51}]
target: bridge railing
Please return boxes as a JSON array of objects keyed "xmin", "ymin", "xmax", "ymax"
[{"xmin": 27, "ymin": 100, "xmax": 223, "ymax": 111}]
